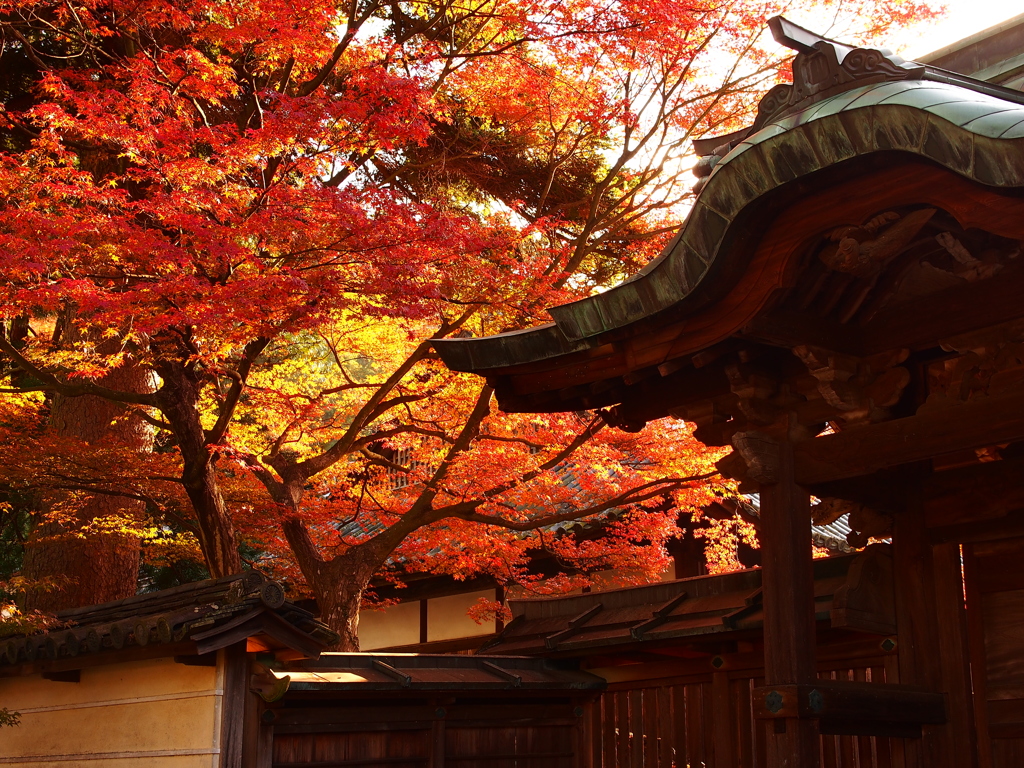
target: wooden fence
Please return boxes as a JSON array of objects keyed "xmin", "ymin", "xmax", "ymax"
[
  {"xmin": 588, "ymin": 660, "xmax": 905, "ymax": 768},
  {"xmin": 271, "ymin": 699, "xmax": 588, "ymax": 768}
]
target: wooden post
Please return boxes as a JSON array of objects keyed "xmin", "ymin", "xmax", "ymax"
[
  {"xmin": 220, "ymin": 642, "xmax": 249, "ymax": 768},
  {"xmin": 932, "ymin": 542, "xmax": 979, "ymax": 768},
  {"xmin": 759, "ymin": 438, "xmax": 821, "ymax": 768},
  {"xmin": 711, "ymin": 671, "xmax": 736, "ymax": 767},
  {"xmin": 892, "ymin": 491, "xmax": 954, "ymax": 768}
]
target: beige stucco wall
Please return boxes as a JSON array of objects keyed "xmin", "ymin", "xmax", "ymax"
[
  {"xmin": 359, "ymin": 588, "xmax": 500, "ymax": 649},
  {"xmin": 0, "ymin": 655, "xmax": 223, "ymax": 767},
  {"xmin": 426, "ymin": 589, "xmax": 495, "ymax": 642},
  {"xmin": 359, "ymin": 600, "xmax": 421, "ymax": 650}
]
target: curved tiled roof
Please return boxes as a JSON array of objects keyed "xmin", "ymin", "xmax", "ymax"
[
  {"xmin": 0, "ymin": 572, "xmax": 338, "ymax": 670},
  {"xmin": 435, "ymin": 29, "xmax": 1024, "ymax": 376}
]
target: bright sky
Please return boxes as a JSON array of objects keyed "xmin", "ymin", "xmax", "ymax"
[
  {"xmin": 778, "ymin": 2, "xmax": 1021, "ymax": 60},
  {"xmin": 902, "ymin": 1, "xmax": 1023, "ymax": 59}
]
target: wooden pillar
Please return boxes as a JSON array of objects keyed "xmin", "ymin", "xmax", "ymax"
[
  {"xmin": 220, "ymin": 642, "xmax": 249, "ymax": 768},
  {"xmin": 759, "ymin": 439, "xmax": 821, "ymax": 768},
  {"xmin": 932, "ymin": 541, "xmax": 979, "ymax": 768},
  {"xmin": 963, "ymin": 544, "xmax": 993, "ymax": 768},
  {"xmin": 892, "ymin": 493, "xmax": 956, "ymax": 768}
]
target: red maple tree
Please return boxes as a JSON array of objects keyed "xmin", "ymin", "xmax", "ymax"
[{"xmin": 0, "ymin": 0, "xmax": 936, "ymax": 646}]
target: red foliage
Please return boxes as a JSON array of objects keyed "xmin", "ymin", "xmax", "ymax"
[{"xmin": 0, "ymin": 0, "xmax": 938, "ymax": 643}]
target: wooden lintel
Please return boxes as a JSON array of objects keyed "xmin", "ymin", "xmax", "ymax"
[
  {"xmin": 861, "ymin": 266, "xmax": 1024, "ymax": 354},
  {"xmin": 795, "ymin": 389, "xmax": 1024, "ymax": 485},
  {"xmin": 40, "ymin": 669, "xmax": 80, "ymax": 683},
  {"xmin": 751, "ymin": 681, "xmax": 945, "ymax": 726},
  {"xmin": 928, "ymin": 511, "xmax": 1024, "ymax": 545},
  {"xmin": 743, "ymin": 311, "xmax": 863, "ymax": 355}
]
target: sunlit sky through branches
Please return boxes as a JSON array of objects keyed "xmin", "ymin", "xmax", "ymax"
[{"xmin": 814, "ymin": 3, "xmax": 1019, "ymax": 60}]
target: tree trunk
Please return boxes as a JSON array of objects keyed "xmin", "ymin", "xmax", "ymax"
[
  {"xmin": 22, "ymin": 359, "xmax": 154, "ymax": 612},
  {"xmin": 317, "ymin": 577, "xmax": 368, "ymax": 652},
  {"xmin": 156, "ymin": 362, "xmax": 243, "ymax": 578},
  {"xmin": 279, "ymin": 514, "xmax": 380, "ymax": 650}
]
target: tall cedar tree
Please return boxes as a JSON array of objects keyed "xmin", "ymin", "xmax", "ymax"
[{"xmin": 0, "ymin": 0, "xmax": 935, "ymax": 647}]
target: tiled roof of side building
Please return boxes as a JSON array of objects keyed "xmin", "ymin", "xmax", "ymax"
[{"xmin": 0, "ymin": 571, "xmax": 338, "ymax": 671}]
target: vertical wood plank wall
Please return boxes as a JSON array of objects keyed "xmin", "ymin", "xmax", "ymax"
[{"xmin": 590, "ymin": 661, "xmax": 901, "ymax": 768}]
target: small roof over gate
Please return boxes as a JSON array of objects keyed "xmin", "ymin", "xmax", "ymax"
[{"xmin": 278, "ymin": 652, "xmax": 605, "ymax": 692}]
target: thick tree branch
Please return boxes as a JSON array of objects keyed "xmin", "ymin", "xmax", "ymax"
[
  {"xmin": 205, "ymin": 337, "xmax": 270, "ymax": 446},
  {"xmin": 295, "ymin": 338, "xmax": 434, "ymax": 477},
  {"xmin": 481, "ymin": 415, "xmax": 604, "ymax": 501},
  {"xmin": 0, "ymin": 336, "xmax": 159, "ymax": 406},
  {"xmin": 436, "ymin": 472, "xmax": 720, "ymax": 531}
]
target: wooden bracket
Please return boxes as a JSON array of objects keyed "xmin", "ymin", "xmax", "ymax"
[
  {"xmin": 630, "ymin": 592, "xmax": 689, "ymax": 639},
  {"xmin": 250, "ymin": 660, "xmax": 291, "ymax": 702},
  {"xmin": 794, "ymin": 345, "xmax": 910, "ymax": 426},
  {"xmin": 545, "ymin": 603, "xmax": 604, "ymax": 649},
  {"xmin": 718, "ymin": 431, "xmax": 781, "ymax": 486},
  {"xmin": 372, "ymin": 658, "xmax": 412, "ymax": 687}
]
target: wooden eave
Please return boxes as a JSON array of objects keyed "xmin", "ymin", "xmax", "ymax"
[{"xmin": 434, "ymin": 42, "xmax": 1024, "ymax": 420}]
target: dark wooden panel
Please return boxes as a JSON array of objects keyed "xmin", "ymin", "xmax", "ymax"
[
  {"xmin": 602, "ymin": 691, "xmax": 616, "ymax": 768},
  {"xmin": 684, "ymin": 683, "xmax": 706, "ymax": 768},
  {"xmin": 656, "ymin": 686, "xmax": 673, "ymax": 768},
  {"xmin": 622, "ymin": 688, "xmax": 638, "ymax": 765},
  {"xmin": 641, "ymin": 687, "xmax": 658, "ymax": 767},
  {"xmin": 733, "ymin": 677, "xmax": 756, "ymax": 768},
  {"xmin": 983, "ymin": 590, "xmax": 1024, "ymax": 701},
  {"xmin": 711, "ymin": 672, "xmax": 734, "ymax": 768},
  {"xmin": 991, "ymin": 737, "xmax": 1024, "ymax": 768},
  {"xmin": 615, "ymin": 691, "xmax": 629, "ymax": 768},
  {"xmin": 972, "ymin": 538, "xmax": 1024, "ymax": 594},
  {"xmin": 672, "ymin": 685, "xmax": 688, "ymax": 768}
]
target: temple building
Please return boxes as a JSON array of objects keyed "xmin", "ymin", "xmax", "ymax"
[{"xmin": 435, "ymin": 14, "xmax": 1024, "ymax": 768}]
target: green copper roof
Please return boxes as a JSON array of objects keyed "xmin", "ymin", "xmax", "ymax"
[{"xmin": 435, "ymin": 27, "xmax": 1024, "ymax": 375}]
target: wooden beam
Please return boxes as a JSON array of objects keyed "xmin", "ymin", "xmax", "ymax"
[
  {"xmin": 795, "ymin": 389, "xmax": 1024, "ymax": 485},
  {"xmin": 861, "ymin": 267, "xmax": 1024, "ymax": 354},
  {"xmin": 752, "ymin": 680, "xmax": 945, "ymax": 727}
]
